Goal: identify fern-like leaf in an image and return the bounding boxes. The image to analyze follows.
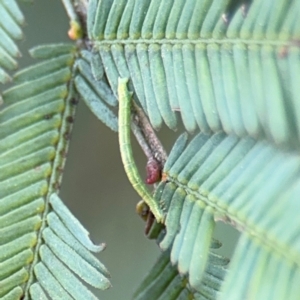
[74,50,118,131]
[149,132,300,299]
[87,0,300,151]
[52,1,300,298]
[135,179,228,299]
[0,0,25,84]
[0,44,111,298]
[134,249,223,300]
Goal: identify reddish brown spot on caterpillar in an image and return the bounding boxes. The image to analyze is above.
[145,158,161,184]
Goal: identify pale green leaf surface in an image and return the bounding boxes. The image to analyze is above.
[74,51,118,131]
[2,287,24,300]
[134,249,222,300]
[77,51,118,106]
[90,50,104,80]
[1,1,296,299]
[148,181,227,296]
[29,283,49,300]
[76,75,119,132]
[1,0,25,26]
[47,212,109,277]
[49,193,107,253]
[0,0,24,83]
[87,0,300,150]
[76,56,116,107]
[0,44,111,299]
[84,0,300,299]
[153,132,300,299]
[13,54,75,84]
[29,43,77,59]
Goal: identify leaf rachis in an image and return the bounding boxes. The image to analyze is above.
[118,78,164,223]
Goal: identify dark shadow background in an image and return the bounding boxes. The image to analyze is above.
[17,1,239,299]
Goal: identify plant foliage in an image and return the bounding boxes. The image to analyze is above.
[1,0,300,299]
[87,0,300,153]
[0,15,111,297]
[83,0,300,298]
[0,0,25,84]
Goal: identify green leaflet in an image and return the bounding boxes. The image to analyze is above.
[13,54,75,84]
[73,50,119,132]
[74,75,118,132]
[29,43,77,59]
[76,52,117,107]
[73,52,119,132]
[133,250,189,300]
[153,182,225,294]
[0,0,24,83]
[31,194,111,299]
[135,250,223,300]
[117,78,164,223]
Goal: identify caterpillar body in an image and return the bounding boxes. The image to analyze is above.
[118,78,164,223]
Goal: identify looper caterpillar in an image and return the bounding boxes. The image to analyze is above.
[118,78,164,223]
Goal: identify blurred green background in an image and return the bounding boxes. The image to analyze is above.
[17,1,239,299]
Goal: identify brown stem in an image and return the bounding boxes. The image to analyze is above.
[132,100,168,166]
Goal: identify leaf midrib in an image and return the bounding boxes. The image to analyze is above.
[166,176,300,268]
[93,39,291,47]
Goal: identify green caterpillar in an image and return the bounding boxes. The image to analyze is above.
[118,78,164,223]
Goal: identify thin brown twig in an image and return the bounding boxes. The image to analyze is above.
[131,100,168,166]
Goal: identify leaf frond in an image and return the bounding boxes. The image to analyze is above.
[0,43,111,298]
[88,0,300,150]
[0,0,26,84]
[151,132,300,299]
[135,204,227,299]
[30,194,111,299]
[134,249,223,300]
[74,49,118,131]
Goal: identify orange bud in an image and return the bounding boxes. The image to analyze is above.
[68,20,82,40]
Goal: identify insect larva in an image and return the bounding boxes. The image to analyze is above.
[118,78,164,223]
